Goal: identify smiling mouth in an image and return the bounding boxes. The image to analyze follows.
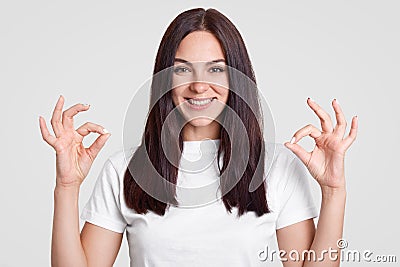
[184,97,217,106]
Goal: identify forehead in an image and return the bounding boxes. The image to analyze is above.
[175,31,225,62]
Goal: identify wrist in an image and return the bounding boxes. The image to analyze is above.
[321,185,347,199]
[54,181,81,193]
[53,183,81,205]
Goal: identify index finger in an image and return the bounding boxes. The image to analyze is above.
[62,103,90,129]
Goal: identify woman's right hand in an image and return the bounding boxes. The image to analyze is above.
[39,95,111,188]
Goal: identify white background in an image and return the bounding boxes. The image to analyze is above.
[1,1,399,266]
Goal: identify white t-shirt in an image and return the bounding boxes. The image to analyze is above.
[81,139,319,266]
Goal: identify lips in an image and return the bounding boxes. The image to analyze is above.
[183,97,217,110]
[184,97,216,105]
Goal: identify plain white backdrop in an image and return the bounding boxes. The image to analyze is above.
[1,1,399,266]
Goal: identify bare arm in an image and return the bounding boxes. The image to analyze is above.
[304,187,346,267]
[81,222,123,266]
[276,219,315,267]
[52,185,123,267]
[276,188,346,267]
[40,95,122,266]
[51,185,87,266]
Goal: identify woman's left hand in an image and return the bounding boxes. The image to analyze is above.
[284,98,358,191]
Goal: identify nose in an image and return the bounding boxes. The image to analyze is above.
[189,81,209,94]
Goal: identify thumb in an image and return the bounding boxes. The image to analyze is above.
[284,141,310,167]
[87,133,111,160]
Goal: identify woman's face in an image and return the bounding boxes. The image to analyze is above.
[171,30,229,128]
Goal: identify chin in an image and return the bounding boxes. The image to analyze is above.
[187,118,216,127]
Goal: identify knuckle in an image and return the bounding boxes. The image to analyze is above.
[86,150,96,162]
[81,122,91,128]
[54,142,67,153]
[324,114,332,121]
[62,110,70,119]
[90,123,99,130]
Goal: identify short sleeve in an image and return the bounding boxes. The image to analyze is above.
[275,155,319,229]
[80,159,127,233]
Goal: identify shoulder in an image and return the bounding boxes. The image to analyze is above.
[265,142,298,176]
[264,142,306,207]
[107,147,136,173]
[98,146,138,187]
[264,142,298,187]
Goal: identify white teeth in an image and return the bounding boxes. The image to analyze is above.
[187,98,213,106]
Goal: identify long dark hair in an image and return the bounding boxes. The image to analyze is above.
[124,8,270,217]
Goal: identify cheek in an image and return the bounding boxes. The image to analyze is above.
[215,87,229,103]
[171,88,184,105]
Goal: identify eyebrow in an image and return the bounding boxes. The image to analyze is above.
[174,58,226,65]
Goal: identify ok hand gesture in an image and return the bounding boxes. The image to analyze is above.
[284,98,358,191]
[39,95,111,188]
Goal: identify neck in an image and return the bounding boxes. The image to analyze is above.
[182,121,221,141]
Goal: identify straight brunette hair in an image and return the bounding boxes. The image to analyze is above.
[124,8,270,217]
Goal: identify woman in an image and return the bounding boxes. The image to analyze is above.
[39,8,358,267]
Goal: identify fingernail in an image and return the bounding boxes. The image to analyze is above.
[308,97,314,102]
[290,137,296,144]
[334,98,339,104]
[83,103,90,106]
[102,128,109,134]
